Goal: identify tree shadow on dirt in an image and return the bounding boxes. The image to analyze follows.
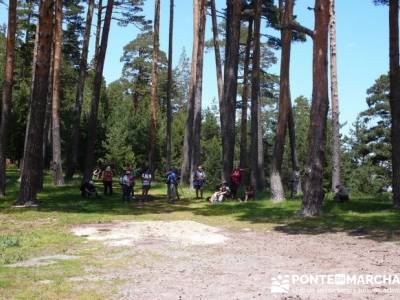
[3,169,400,242]
[193,196,400,242]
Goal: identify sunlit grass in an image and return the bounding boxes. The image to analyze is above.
[1,167,400,298]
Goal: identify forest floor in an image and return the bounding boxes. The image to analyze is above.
[1,169,400,299]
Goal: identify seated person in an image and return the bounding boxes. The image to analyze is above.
[334,184,349,203]
[80,180,97,198]
[241,185,255,202]
[92,167,102,180]
[208,182,230,204]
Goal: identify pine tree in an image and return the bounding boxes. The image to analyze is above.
[0,0,17,197]
[51,0,65,186]
[83,0,114,183]
[300,0,330,217]
[148,0,161,173]
[17,0,54,205]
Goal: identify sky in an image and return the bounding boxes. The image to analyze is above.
[102,0,389,135]
[0,0,390,134]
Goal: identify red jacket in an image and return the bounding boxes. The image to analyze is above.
[102,170,113,182]
[230,169,241,185]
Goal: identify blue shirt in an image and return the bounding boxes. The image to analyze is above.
[166,171,177,185]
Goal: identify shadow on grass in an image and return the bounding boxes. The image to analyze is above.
[2,168,400,242]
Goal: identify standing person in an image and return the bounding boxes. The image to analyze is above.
[102,166,113,195]
[166,168,178,203]
[193,165,206,199]
[141,168,152,201]
[127,163,136,199]
[230,166,242,199]
[121,170,133,202]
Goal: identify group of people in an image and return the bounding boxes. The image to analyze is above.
[80,163,258,204]
[80,165,153,202]
[208,166,255,204]
[81,163,349,204]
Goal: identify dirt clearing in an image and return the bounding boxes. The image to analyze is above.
[69,221,400,299]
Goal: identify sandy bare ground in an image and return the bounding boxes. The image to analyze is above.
[70,221,400,300]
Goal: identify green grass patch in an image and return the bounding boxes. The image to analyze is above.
[1,168,400,298]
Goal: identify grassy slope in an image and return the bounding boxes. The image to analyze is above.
[0,168,399,299]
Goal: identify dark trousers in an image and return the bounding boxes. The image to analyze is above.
[231,183,239,198]
[122,185,132,201]
[103,181,113,195]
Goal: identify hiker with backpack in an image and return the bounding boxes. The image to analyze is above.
[126,164,136,199]
[166,168,178,203]
[102,166,113,195]
[193,165,206,199]
[141,168,152,201]
[120,170,133,202]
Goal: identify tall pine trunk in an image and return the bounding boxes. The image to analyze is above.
[239,18,253,174]
[20,23,40,178]
[190,0,206,185]
[166,0,174,169]
[300,0,330,217]
[221,0,241,182]
[19,21,40,183]
[17,0,54,205]
[270,0,294,202]
[288,105,302,194]
[148,0,160,173]
[250,0,264,191]
[181,0,200,184]
[51,0,64,186]
[95,0,102,62]
[43,45,54,171]
[389,0,400,208]
[82,0,114,183]
[210,0,223,102]
[66,0,95,179]
[0,0,17,197]
[330,0,340,191]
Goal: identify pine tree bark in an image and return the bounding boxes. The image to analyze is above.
[51,0,64,186]
[300,0,330,217]
[190,0,206,185]
[19,18,40,183]
[250,0,265,191]
[94,0,102,63]
[389,0,400,208]
[43,44,54,172]
[210,0,223,103]
[82,0,114,183]
[288,105,302,194]
[181,0,200,184]
[66,0,95,180]
[21,0,34,85]
[166,0,174,169]
[148,0,160,173]
[0,0,17,197]
[239,18,253,174]
[17,0,54,205]
[271,0,294,202]
[221,0,242,182]
[330,0,340,191]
